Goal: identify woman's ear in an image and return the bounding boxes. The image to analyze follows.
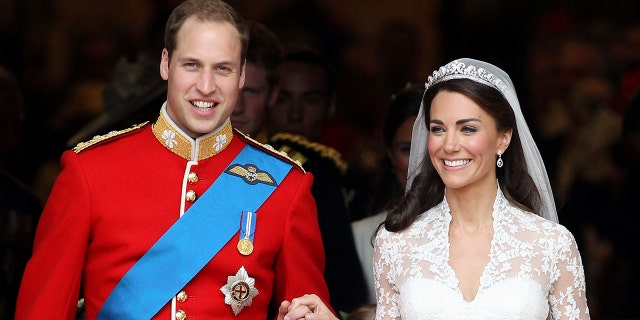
[499,129,512,152]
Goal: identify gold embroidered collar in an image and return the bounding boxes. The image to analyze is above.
[152,105,233,160]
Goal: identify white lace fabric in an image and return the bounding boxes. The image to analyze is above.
[374,190,589,320]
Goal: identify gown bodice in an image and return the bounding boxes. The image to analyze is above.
[374,190,590,320]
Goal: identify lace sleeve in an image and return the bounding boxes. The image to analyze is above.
[548,228,590,320]
[373,229,401,320]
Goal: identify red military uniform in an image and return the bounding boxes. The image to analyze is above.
[16,108,330,319]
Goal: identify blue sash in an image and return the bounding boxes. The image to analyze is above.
[98,145,292,319]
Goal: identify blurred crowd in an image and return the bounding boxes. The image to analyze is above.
[1,0,639,319]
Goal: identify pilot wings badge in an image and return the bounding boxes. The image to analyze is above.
[220,266,259,315]
[225,163,277,186]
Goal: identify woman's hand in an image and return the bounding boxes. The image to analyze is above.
[277,294,339,320]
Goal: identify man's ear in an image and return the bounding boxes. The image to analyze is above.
[239,59,246,89]
[160,49,170,80]
[268,84,280,107]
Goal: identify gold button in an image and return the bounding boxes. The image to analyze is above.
[187,172,199,184]
[185,190,197,202]
[175,309,186,320]
[176,290,187,303]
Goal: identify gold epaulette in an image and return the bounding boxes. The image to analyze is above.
[269,132,347,174]
[72,122,149,153]
[234,129,306,173]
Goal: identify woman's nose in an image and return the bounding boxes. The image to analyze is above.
[443,134,460,152]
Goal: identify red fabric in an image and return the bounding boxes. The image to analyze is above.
[16,126,330,319]
[612,67,640,114]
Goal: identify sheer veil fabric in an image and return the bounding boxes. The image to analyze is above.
[407,58,558,223]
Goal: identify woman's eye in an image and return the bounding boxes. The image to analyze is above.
[429,126,444,133]
[461,125,477,133]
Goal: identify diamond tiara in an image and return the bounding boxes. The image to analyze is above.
[424,59,508,94]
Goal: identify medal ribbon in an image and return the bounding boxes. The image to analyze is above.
[98,145,292,319]
[240,211,256,242]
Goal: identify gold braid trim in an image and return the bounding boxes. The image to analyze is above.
[269,132,347,174]
[235,129,306,173]
[72,122,149,153]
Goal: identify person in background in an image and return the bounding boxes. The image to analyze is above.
[350,82,422,304]
[230,20,282,143]
[374,58,589,319]
[16,0,332,319]
[267,45,367,315]
[267,45,336,143]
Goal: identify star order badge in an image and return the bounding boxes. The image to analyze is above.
[220,266,259,315]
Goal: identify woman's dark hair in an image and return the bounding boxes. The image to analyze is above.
[382,83,424,147]
[383,78,542,232]
[368,83,423,213]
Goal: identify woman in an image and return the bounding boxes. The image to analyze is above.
[278,58,589,320]
[351,83,422,304]
[374,58,589,319]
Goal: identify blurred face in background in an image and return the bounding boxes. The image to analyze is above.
[389,115,416,187]
[268,61,335,141]
[231,62,277,137]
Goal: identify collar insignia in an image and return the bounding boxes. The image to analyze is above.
[225,164,277,186]
[151,105,233,160]
[220,266,259,315]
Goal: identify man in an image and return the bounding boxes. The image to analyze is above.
[230,20,282,143]
[268,46,336,142]
[267,46,367,314]
[15,1,331,319]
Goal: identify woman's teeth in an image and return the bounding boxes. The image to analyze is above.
[444,159,470,167]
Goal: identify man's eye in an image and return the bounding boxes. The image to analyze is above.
[302,94,325,106]
[243,88,259,96]
[275,96,291,107]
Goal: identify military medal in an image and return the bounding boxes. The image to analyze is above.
[220,266,259,315]
[237,238,253,255]
[237,211,256,255]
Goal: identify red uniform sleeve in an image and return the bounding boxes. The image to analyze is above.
[271,172,334,316]
[15,151,90,319]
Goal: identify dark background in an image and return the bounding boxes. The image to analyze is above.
[1,0,639,319]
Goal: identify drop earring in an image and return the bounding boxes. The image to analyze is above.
[496,150,503,168]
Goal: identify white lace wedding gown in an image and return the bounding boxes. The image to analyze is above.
[374,190,590,320]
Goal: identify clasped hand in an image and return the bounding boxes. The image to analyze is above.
[277,294,339,320]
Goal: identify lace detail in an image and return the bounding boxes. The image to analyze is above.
[374,190,589,320]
